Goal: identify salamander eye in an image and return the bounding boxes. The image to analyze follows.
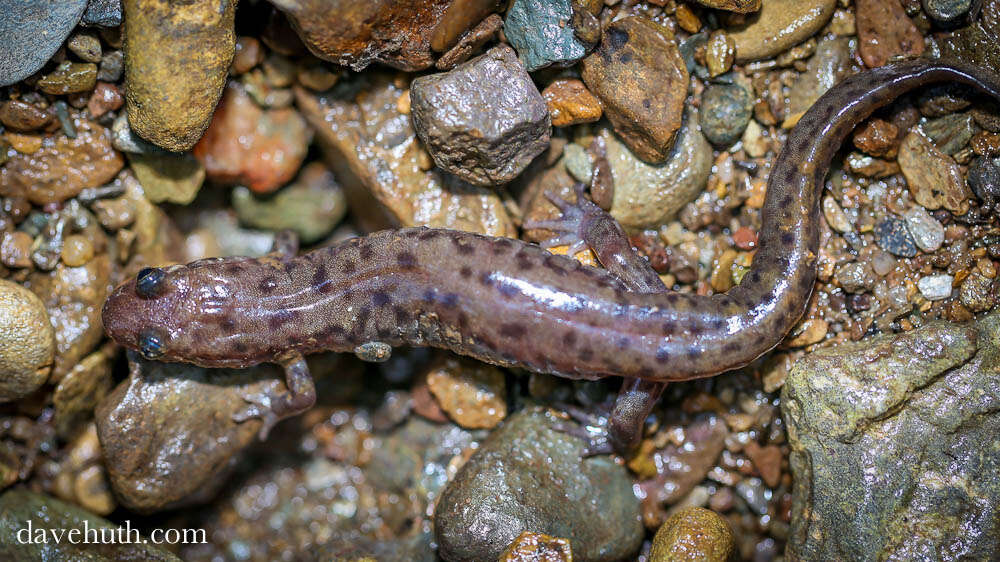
[137,328,166,359]
[136,267,166,298]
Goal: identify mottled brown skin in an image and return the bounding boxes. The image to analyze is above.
[103,60,1000,449]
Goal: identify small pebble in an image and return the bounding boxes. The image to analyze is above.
[836,262,876,293]
[541,78,602,127]
[923,0,971,22]
[853,118,899,158]
[785,318,828,347]
[918,274,954,301]
[732,226,757,250]
[874,216,918,257]
[499,531,573,562]
[87,82,124,118]
[729,0,836,63]
[82,0,122,27]
[97,50,124,82]
[822,196,853,234]
[425,356,507,429]
[0,100,52,132]
[60,235,95,267]
[230,36,264,75]
[700,83,753,146]
[705,31,735,77]
[68,32,102,63]
[856,0,924,68]
[0,231,33,268]
[0,279,56,402]
[922,113,977,155]
[959,272,994,311]
[898,131,971,214]
[649,507,734,562]
[904,206,945,252]
[37,62,98,95]
[968,156,1000,205]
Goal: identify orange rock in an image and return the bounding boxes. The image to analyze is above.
[542,78,602,127]
[856,0,924,68]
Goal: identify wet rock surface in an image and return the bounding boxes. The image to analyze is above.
[856,0,924,68]
[649,507,734,562]
[435,408,643,561]
[123,0,235,151]
[728,0,837,63]
[0,279,55,402]
[0,0,89,87]
[581,17,689,164]
[410,45,550,186]
[504,0,594,71]
[783,313,1000,560]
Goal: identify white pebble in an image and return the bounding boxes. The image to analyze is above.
[904,206,944,252]
[917,274,954,301]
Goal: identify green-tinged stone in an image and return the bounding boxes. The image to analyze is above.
[127,151,205,205]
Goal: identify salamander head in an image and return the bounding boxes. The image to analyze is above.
[102,260,246,366]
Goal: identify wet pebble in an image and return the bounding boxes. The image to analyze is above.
[922,113,976,155]
[743,441,782,488]
[499,531,573,562]
[410,45,550,186]
[68,31,102,63]
[0,0,88,87]
[504,0,593,71]
[435,408,642,562]
[918,274,954,301]
[959,272,994,311]
[853,118,900,158]
[699,83,752,146]
[898,131,971,214]
[903,206,944,252]
[923,0,971,22]
[785,37,853,127]
[0,118,124,205]
[968,156,1000,205]
[37,62,98,95]
[874,216,918,257]
[542,78,602,127]
[96,49,123,82]
[0,100,52,132]
[705,31,736,77]
[856,0,924,68]
[0,231,33,268]
[230,36,264,75]
[52,350,112,438]
[581,16,689,164]
[649,507,734,562]
[836,262,876,293]
[0,279,55,402]
[233,162,346,243]
[425,356,507,429]
[127,151,206,205]
[87,81,124,118]
[194,82,311,194]
[60,234,94,267]
[296,73,514,235]
[81,0,122,27]
[728,0,836,63]
[124,0,235,151]
[694,0,760,11]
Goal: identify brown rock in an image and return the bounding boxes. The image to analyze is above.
[743,441,783,488]
[581,16,689,164]
[728,0,836,63]
[96,358,273,512]
[52,350,112,438]
[898,131,971,214]
[705,30,735,77]
[854,118,900,158]
[638,414,728,505]
[499,531,573,562]
[0,279,55,402]
[294,74,515,235]
[193,83,311,194]
[693,0,760,12]
[856,0,924,68]
[649,507,735,562]
[542,78,602,127]
[230,36,264,75]
[0,231,33,269]
[0,117,124,205]
[435,12,502,70]
[86,82,124,119]
[37,62,98,95]
[0,100,52,132]
[426,356,507,429]
[61,235,95,267]
[272,0,498,71]
[123,0,235,151]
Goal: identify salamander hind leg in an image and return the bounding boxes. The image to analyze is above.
[233,351,317,440]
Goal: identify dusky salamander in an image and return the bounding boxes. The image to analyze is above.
[103,59,1000,452]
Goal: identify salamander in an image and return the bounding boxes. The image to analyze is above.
[102,59,1000,452]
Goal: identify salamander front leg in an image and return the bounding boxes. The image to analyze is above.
[233,351,316,440]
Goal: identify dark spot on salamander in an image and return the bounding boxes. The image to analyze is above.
[219,318,236,333]
[686,346,700,360]
[656,347,670,362]
[451,237,475,255]
[233,342,247,354]
[749,271,761,284]
[459,266,473,278]
[422,290,436,304]
[259,276,278,294]
[562,331,577,349]
[479,272,494,287]
[723,341,741,354]
[492,238,513,254]
[637,366,654,379]
[710,318,724,331]
[781,232,795,246]
[359,245,373,260]
[578,348,593,362]
[392,305,410,324]
[516,252,535,271]
[372,291,392,307]
[224,263,242,275]
[341,260,356,275]
[268,310,299,330]
[313,264,332,293]
[499,323,526,339]
[397,251,418,268]
[690,324,704,337]
[781,194,793,208]
[662,321,677,335]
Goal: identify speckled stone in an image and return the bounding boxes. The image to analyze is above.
[699,83,752,146]
[504,0,592,71]
[434,408,643,562]
[874,216,918,258]
[410,45,551,186]
[82,0,122,26]
[0,0,88,87]
[124,0,235,151]
[923,0,971,22]
[0,279,55,402]
[649,507,734,562]
[783,313,1000,560]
